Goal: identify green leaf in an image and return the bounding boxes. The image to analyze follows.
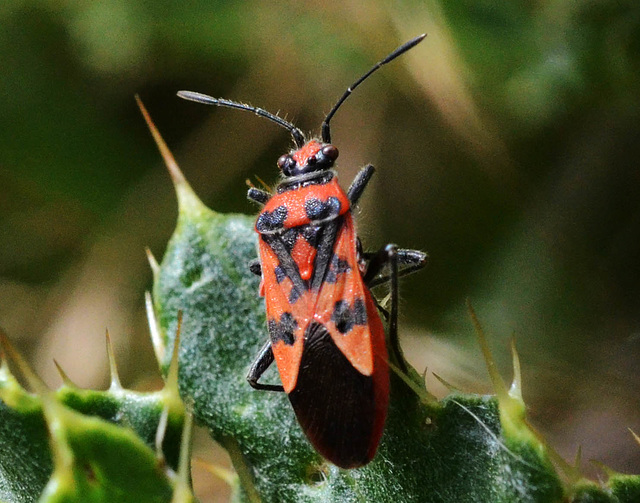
[0,335,188,502]
[0,365,51,503]
[609,473,640,502]
[38,399,175,503]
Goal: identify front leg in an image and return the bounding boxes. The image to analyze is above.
[247,187,270,205]
[347,164,375,206]
[247,341,284,392]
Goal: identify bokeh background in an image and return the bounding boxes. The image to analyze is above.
[2,0,639,500]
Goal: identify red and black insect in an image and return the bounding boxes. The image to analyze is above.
[178,34,427,468]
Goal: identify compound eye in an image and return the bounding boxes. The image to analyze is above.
[277,154,290,170]
[321,145,339,162]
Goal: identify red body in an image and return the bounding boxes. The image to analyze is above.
[255,141,389,468]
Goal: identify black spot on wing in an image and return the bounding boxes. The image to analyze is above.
[331,299,367,334]
[288,286,302,304]
[256,205,288,233]
[305,197,341,221]
[268,313,297,346]
[274,265,286,283]
[324,254,351,283]
[288,323,378,468]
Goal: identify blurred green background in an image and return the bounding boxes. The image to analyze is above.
[1,0,639,499]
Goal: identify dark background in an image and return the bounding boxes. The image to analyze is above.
[2,1,639,499]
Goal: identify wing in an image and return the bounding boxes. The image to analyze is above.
[313,212,387,377]
[290,213,389,467]
[259,213,390,467]
[258,232,313,393]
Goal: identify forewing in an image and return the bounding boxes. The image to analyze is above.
[313,213,376,376]
[258,237,311,393]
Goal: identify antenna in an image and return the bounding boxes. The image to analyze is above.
[321,33,426,144]
[177,90,306,148]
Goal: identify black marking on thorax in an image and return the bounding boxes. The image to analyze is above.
[256,205,288,233]
[305,196,342,222]
[276,170,334,193]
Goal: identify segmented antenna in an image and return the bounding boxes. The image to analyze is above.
[321,33,426,144]
[177,90,306,148]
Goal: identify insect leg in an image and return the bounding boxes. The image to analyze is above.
[249,259,261,276]
[247,341,285,392]
[347,164,375,206]
[247,187,270,205]
[363,244,406,372]
[365,249,427,288]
